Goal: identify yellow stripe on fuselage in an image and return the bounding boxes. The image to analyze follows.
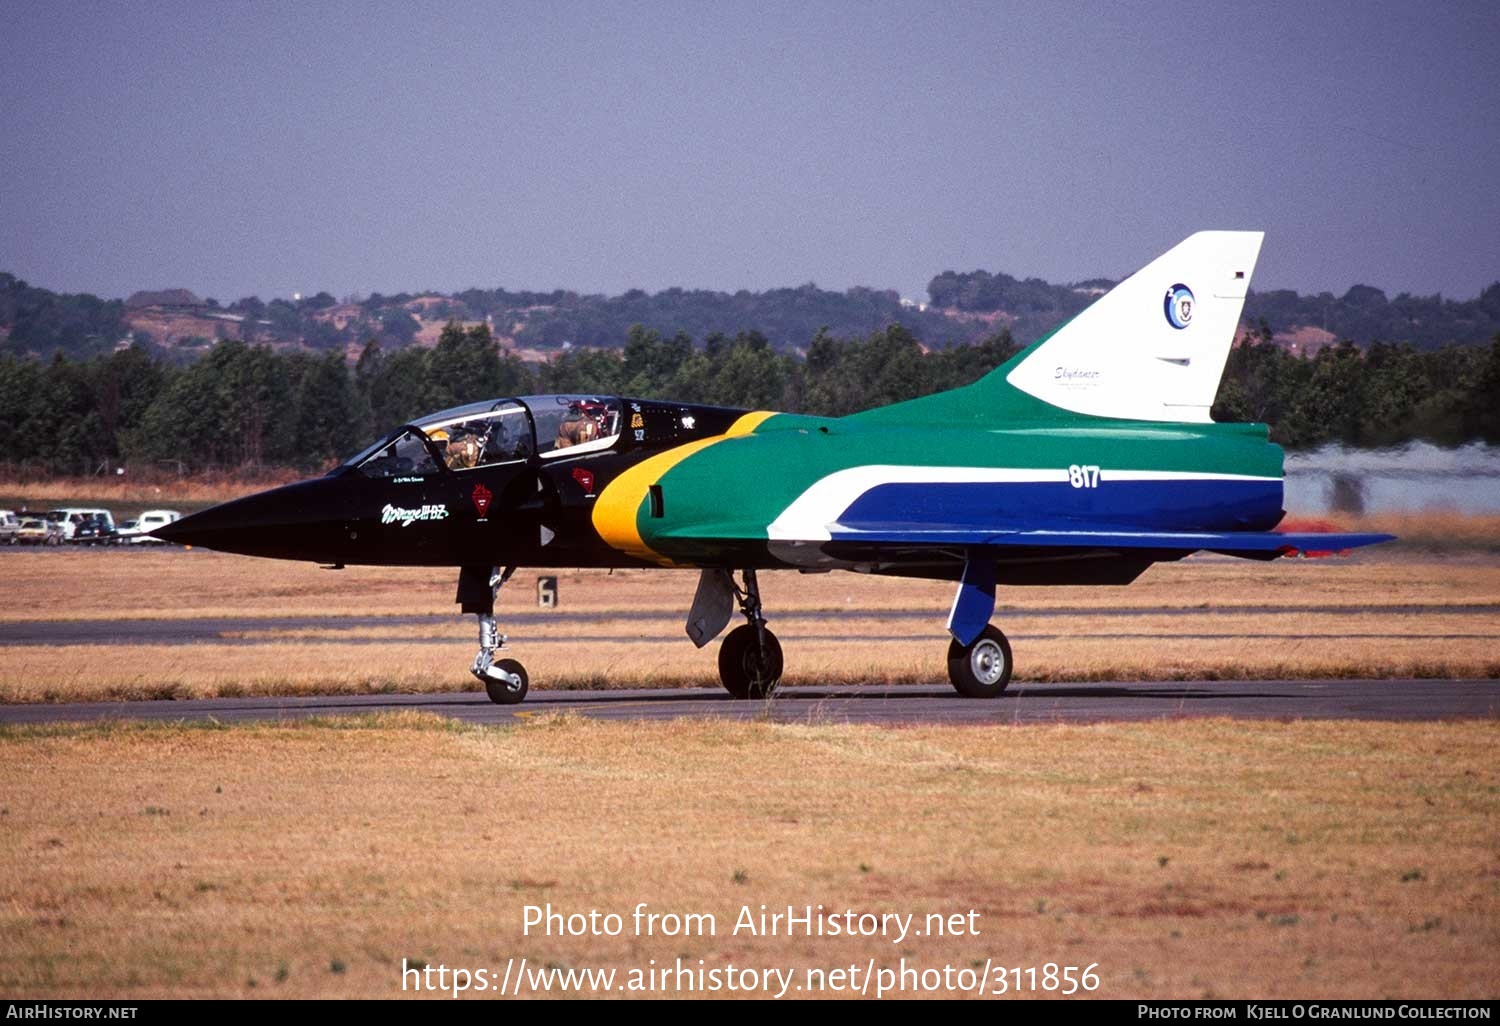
[591,411,775,565]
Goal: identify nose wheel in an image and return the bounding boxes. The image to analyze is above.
[483,658,529,705]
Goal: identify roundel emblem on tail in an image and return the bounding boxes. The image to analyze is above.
[1164,283,1195,329]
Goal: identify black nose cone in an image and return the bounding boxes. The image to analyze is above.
[152,479,350,561]
[147,517,195,545]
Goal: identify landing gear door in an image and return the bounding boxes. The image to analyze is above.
[686,569,736,648]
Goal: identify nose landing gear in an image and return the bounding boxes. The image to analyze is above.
[459,564,528,705]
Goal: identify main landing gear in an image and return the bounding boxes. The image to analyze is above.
[718,569,783,699]
[944,553,1012,698]
[460,564,529,705]
[696,563,1009,700]
[682,568,782,699]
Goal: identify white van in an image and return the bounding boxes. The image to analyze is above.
[45,508,116,541]
[122,509,182,544]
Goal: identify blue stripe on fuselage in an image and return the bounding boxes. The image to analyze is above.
[836,478,1283,533]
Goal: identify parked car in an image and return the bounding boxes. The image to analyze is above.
[121,509,183,544]
[72,513,120,546]
[0,510,19,545]
[45,508,116,542]
[16,517,64,546]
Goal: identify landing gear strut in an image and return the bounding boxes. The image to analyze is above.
[459,564,529,705]
[718,569,783,699]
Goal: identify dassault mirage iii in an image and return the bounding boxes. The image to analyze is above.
[156,232,1392,704]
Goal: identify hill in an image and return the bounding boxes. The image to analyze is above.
[2,266,1497,363]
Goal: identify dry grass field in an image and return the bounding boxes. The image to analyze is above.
[0,715,1495,999]
[0,545,1496,702]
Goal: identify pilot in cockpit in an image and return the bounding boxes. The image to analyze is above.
[432,427,483,470]
[555,401,603,449]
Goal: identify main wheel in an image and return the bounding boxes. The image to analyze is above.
[947,625,1012,698]
[483,658,529,705]
[718,624,784,699]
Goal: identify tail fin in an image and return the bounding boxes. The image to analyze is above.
[1002,230,1263,423]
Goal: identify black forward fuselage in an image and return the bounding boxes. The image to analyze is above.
[156,395,747,568]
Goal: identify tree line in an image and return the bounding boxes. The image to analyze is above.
[1213,324,1499,448]
[0,323,1019,475]
[0,321,1495,477]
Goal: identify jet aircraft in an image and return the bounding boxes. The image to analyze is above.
[156,232,1393,704]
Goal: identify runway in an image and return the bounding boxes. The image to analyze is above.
[1,679,1495,727]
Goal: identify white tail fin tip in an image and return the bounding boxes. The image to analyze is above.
[1005,231,1264,423]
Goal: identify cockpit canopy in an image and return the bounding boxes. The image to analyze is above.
[351,395,623,479]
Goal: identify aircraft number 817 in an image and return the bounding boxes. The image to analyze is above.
[1067,465,1101,489]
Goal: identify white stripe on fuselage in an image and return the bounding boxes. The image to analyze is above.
[763,465,1279,542]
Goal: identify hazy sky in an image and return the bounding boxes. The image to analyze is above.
[3,1,1496,304]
